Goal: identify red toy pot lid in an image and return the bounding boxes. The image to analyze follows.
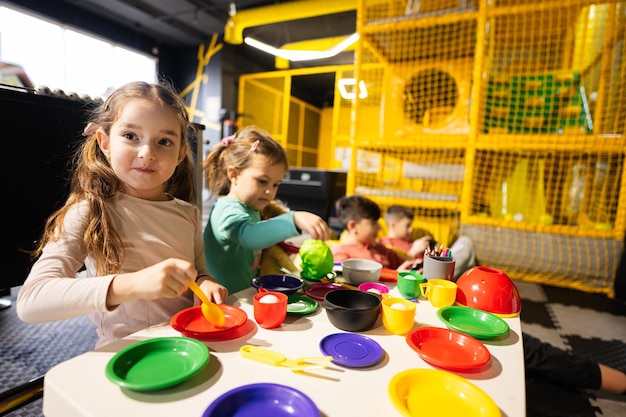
[455,266,522,317]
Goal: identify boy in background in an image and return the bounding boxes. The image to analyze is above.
[381,204,477,280]
[380,205,433,260]
[331,195,420,270]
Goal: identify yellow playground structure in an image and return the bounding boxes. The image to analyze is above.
[237,0,626,296]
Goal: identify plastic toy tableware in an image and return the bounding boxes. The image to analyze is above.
[397,271,426,299]
[381,297,417,335]
[405,327,491,371]
[287,294,318,315]
[304,282,344,301]
[388,368,501,417]
[189,319,255,342]
[188,280,225,326]
[379,267,398,282]
[341,258,383,285]
[240,345,332,372]
[319,333,384,368]
[105,337,209,391]
[322,289,381,332]
[253,289,288,329]
[170,305,249,341]
[202,383,321,417]
[358,281,389,296]
[436,306,510,339]
[455,266,522,317]
[251,274,304,295]
[419,278,457,308]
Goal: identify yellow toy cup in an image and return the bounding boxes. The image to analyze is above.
[381,297,416,335]
[419,279,457,308]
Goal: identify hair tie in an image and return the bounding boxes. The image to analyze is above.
[83,122,98,137]
[250,140,260,152]
[221,133,236,146]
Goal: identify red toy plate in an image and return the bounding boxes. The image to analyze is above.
[170,305,248,340]
[405,326,491,371]
[192,319,256,342]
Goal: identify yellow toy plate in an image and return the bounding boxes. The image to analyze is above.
[388,368,501,417]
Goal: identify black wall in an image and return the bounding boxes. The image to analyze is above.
[2,88,94,289]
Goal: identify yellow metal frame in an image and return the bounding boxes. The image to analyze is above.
[235,0,625,295]
[349,0,626,295]
[238,65,354,168]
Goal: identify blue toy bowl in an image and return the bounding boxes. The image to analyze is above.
[202,383,320,417]
[251,274,304,295]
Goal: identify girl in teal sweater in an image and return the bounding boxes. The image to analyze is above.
[203,126,330,293]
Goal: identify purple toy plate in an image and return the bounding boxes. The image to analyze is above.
[304,283,344,301]
[319,333,384,368]
[202,383,320,417]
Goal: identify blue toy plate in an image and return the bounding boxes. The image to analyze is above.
[202,383,320,417]
[319,333,384,368]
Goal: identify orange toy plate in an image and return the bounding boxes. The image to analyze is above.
[379,268,398,282]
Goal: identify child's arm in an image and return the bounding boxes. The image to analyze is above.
[407,235,433,259]
[398,259,419,271]
[234,211,329,247]
[293,211,330,241]
[196,274,228,304]
[107,259,227,308]
[106,258,197,307]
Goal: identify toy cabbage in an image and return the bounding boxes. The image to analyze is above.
[299,239,334,279]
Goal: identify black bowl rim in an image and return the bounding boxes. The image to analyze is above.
[251,274,304,290]
[324,302,380,331]
[323,289,381,310]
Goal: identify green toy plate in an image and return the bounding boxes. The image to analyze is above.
[105,337,209,391]
[436,306,510,339]
[287,294,318,315]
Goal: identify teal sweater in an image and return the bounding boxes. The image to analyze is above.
[204,197,300,293]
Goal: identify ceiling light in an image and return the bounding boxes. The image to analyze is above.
[338,78,368,99]
[243,32,359,62]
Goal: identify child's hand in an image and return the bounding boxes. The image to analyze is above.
[107,258,197,307]
[293,211,330,241]
[398,259,419,271]
[196,275,228,304]
[408,235,433,258]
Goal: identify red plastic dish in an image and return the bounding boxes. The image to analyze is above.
[405,327,491,372]
[379,268,398,282]
[195,319,256,341]
[170,305,248,340]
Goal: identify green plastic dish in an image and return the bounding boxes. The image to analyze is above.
[436,306,510,339]
[105,337,209,391]
[287,294,318,315]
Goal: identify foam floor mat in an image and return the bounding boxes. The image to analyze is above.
[0,287,98,417]
[516,280,626,417]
